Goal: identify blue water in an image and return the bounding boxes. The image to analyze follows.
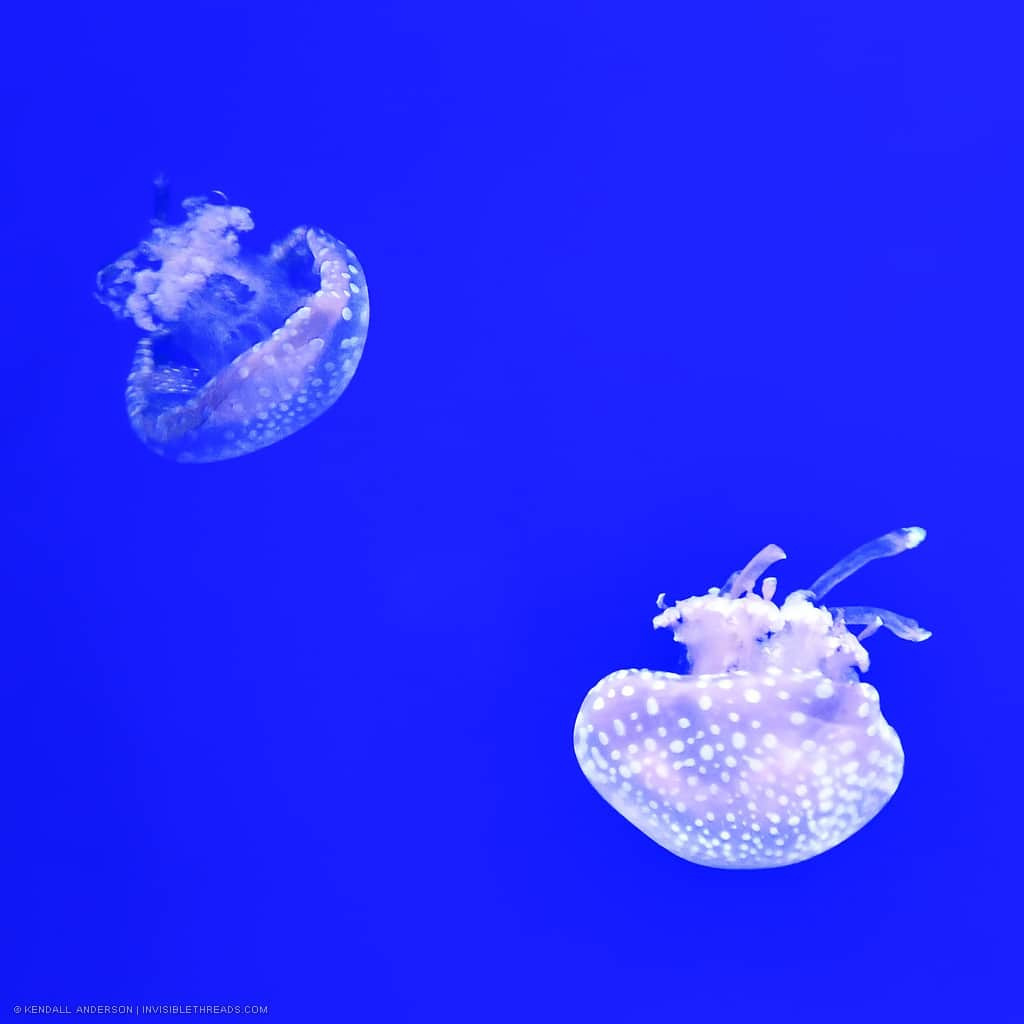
[3,2,1021,1019]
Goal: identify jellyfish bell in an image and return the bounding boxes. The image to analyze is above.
[573,527,931,870]
[96,192,369,462]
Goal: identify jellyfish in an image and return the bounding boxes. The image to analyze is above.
[95,191,369,462]
[573,527,931,869]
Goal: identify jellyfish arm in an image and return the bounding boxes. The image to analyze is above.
[807,527,926,601]
[831,606,932,642]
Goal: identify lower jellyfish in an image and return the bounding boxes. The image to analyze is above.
[573,527,931,869]
[96,191,369,462]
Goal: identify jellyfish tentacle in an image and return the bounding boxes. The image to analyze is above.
[856,616,884,642]
[807,527,927,600]
[830,605,932,642]
[723,544,787,597]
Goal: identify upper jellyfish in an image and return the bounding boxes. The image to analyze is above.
[96,192,370,462]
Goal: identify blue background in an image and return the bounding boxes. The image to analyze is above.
[3,1,1020,1019]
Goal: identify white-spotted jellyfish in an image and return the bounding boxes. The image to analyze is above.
[95,191,369,462]
[573,527,931,869]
